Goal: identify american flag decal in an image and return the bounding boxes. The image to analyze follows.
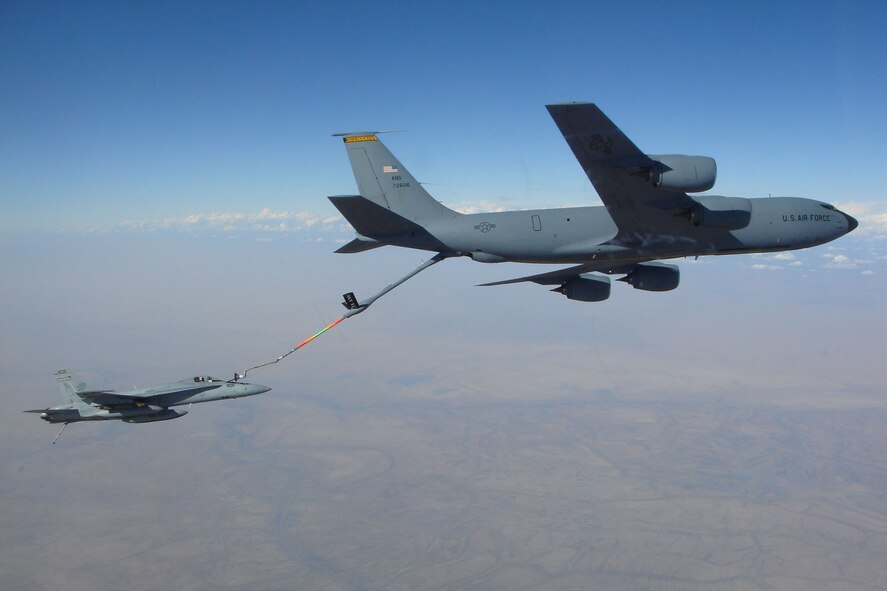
[383,165,399,173]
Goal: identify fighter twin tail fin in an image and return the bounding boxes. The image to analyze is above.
[55,369,91,405]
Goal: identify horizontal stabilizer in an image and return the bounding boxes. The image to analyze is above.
[335,236,385,254]
[329,195,425,238]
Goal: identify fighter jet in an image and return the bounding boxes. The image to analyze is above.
[26,370,270,441]
[328,103,857,302]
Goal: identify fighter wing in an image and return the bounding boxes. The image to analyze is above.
[546,103,696,242]
[83,385,221,407]
[75,390,151,407]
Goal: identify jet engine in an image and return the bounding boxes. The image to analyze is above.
[644,154,717,193]
[686,196,752,230]
[618,262,680,292]
[470,252,508,263]
[552,274,611,302]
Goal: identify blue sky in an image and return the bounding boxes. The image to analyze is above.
[2,1,886,232]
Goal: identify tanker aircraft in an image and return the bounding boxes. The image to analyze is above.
[328,103,857,302]
[26,369,270,442]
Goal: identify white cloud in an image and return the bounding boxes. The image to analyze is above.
[750,252,802,268]
[822,253,857,269]
[448,200,510,214]
[817,245,882,271]
[120,209,346,234]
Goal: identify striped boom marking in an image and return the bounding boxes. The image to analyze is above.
[293,316,345,350]
[238,316,347,378]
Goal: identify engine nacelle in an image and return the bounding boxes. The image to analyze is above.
[470,252,507,263]
[552,274,611,302]
[688,196,752,230]
[619,262,679,292]
[646,154,717,193]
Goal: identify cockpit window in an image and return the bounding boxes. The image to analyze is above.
[820,203,836,211]
[193,376,223,383]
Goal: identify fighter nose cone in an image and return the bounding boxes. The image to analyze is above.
[845,212,859,233]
